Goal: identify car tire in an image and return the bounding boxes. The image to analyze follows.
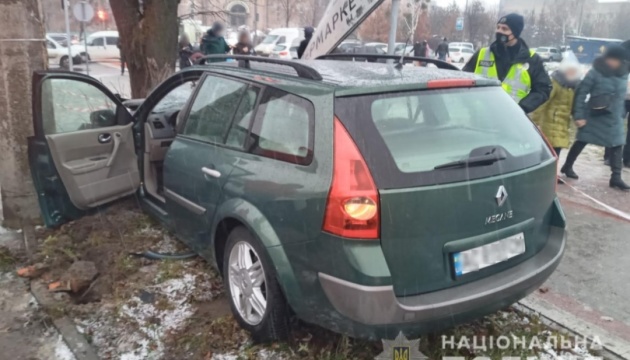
[60,55,70,69]
[459,57,465,63]
[223,226,290,343]
[72,55,82,65]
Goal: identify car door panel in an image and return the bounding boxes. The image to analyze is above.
[163,75,258,251]
[45,123,139,209]
[29,71,137,227]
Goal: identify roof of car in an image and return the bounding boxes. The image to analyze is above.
[208,60,498,96]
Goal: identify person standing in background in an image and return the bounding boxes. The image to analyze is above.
[560,46,630,191]
[201,22,231,62]
[232,30,256,55]
[531,61,581,163]
[435,37,449,61]
[464,13,551,114]
[178,34,194,69]
[117,38,126,75]
[298,26,314,59]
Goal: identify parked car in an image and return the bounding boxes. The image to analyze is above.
[536,47,563,62]
[255,28,302,57]
[449,42,475,52]
[47,33,81,47]
[270,40,301,59]
[365,42,388,53]
[45,35,86,68]
[30,56,566,341]
[85,31,120,62]
[449,45,475,63]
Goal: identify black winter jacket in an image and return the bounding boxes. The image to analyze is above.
[463,39,552,114]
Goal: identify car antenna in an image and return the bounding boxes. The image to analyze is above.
[395,34,413,71]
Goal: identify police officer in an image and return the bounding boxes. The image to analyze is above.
[463,13,552,114]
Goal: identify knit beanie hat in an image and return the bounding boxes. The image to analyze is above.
[498,13,525,38]
[604,45,628,61]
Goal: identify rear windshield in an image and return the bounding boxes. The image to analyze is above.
[335,87,553,189]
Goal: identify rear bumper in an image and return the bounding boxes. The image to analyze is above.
[318,226,566,326]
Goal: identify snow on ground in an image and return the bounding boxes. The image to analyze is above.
[54,335,77,360]
[76,265,217,360]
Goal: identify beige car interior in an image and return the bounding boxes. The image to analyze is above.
[46,123,140,210]
[143,110,179,203]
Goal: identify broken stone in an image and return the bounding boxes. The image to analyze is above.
[16,263,48,279]
[538,287,550,294]
[60,261,99,293]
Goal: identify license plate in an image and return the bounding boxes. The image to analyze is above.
[453,233,526,277]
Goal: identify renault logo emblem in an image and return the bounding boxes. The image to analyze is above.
[496,185,508,207]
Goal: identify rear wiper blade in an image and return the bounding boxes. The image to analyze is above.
[434,154,506,170]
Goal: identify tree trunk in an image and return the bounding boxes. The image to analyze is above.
[109,0,178,98]
[0,0,47,225]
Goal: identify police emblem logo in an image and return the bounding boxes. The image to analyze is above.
[480,60,494,67]
[393,346,410,360]
[375,332,427,360]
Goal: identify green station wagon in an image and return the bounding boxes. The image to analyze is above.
[29,56,567,341]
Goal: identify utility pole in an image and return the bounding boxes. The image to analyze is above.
[577,0,585,36]
[0,0,47,225]
[388,0,401,55]
[253,0,258,43]
[63,0,73,69]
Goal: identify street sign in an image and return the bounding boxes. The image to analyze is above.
[73,1,94,23]
[456,17,464,31]
[302,0,387,60]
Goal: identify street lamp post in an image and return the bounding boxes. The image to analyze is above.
[388,0,401,55]
[63,0,73,70]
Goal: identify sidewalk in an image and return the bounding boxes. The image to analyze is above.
[0,227,76,360]
[522,144,630,358]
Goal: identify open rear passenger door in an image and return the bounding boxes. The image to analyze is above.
[29,71,140,227]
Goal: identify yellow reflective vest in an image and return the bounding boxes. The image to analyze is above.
[474,47,536,102]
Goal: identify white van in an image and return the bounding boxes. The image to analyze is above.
[255,28,303,57]
[85,31,120,62]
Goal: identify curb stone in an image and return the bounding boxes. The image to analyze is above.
[21,227,99,360]
[517,296,630,360]
[30,281,100,360]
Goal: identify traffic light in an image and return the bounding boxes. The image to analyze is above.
[97,10,108,21]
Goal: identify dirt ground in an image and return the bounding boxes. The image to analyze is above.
[0,198,605,360]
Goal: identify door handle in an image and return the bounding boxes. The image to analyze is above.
[202,167,221,179]
[106,133,122,167]
[98,133,112,144]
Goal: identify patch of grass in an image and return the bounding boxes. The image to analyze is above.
[0,246,16,271]
[156,260,187,283]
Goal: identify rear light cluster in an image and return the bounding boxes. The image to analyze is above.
[279,51,289,56]
[533,122,559,191]
[323,118,380,240]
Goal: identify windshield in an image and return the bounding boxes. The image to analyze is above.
[261,35,279,45]
[335,87,553,188]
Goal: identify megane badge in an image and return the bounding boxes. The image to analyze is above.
[496,185,508,207]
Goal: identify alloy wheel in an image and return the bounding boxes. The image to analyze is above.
[228,241,267,325]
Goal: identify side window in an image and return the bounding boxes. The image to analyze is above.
[106,37,118,46]
[47,41,56,49]
[226,86,259,148]
[41,79,118,135]
[550,49,558,54]
[91,37,104,46]
[250,88,314,165]
[183,76,247,143]
[277,36,286,44]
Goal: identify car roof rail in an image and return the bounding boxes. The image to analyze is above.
[315,54,461,71]
[196,55,323,81]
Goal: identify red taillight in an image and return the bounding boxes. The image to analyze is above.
[323,118,380,240]
[279,51,289,56]
[533,122,559,191]
[427,79,476,89]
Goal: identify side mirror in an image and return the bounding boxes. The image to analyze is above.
[90,109,117,127]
